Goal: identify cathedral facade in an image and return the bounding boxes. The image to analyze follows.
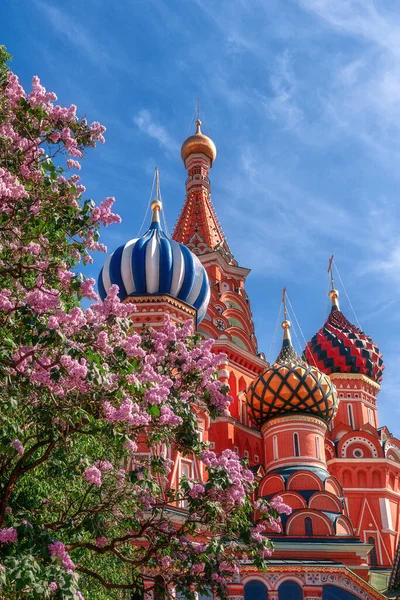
[98,121,400,600]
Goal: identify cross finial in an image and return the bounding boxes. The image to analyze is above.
[328,255,335,290]
[155,166,160,202]
[150,167,162,224]
[197,98,200,121]
[282,286,287,321]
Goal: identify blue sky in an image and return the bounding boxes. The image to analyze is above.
[2,0,400,436]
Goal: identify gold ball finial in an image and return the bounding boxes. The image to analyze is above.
[181,119,217,165]
[328,288,340,309]
[282,319,291,330]
[151,199,162,212]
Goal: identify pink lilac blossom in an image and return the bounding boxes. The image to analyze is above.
[125,439,138,454]
[269,495,292,515]
[90,197,121,226]
[95,460,113,472]
[267,517,282,533]
[11,439,24,455]
[159,405,183,426]
[160,556,171,568]
[95,537,107,548]
[0,289,14,311]
[80,278,98,300]
[189,483,205,498]
[191,563,204,574]
[83,466,102,487]
[24,288,60,314]
[49,582,58,592]
[49,541,76,570]
[0,528,17,543]
[67,159,81,170]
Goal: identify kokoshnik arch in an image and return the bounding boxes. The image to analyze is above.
[98,119,400,600]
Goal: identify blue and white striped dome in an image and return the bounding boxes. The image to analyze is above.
[98,202,210,323]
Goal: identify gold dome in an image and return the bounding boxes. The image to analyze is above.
[181,120,217,165]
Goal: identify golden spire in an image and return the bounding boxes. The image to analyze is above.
[328,255,340,309]
[150,167,162,224]
[181,115,217,165]
[281,286,292,341]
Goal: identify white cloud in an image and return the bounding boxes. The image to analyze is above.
[133,110,180,155]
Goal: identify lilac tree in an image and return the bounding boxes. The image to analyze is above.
[0,49,289,599]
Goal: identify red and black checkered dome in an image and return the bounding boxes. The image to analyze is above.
[304,305,384,384]
[247,328,338,429]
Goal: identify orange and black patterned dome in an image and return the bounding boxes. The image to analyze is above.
[247,320,338,428]
[304,290,384,384]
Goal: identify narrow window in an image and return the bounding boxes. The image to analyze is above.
[348,404,354,428]
[305,517,313,536]
[315,436,321,459]
[367,407,372,425]
[273,435,278,460]
[241,400,247,424]
[368,536,378,566]
[294,433,300,457]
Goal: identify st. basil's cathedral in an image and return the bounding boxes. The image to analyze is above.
[98,119,400,600]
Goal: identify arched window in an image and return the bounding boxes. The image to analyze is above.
[278,581,302,600]
[244,580,267,600]
[305,516,313,536]
[347,404,354,428]
[293,433,300,457]
[368,536,378,566]
[273,435,279,460]
[315,436,321,459]
[323,586,360,599]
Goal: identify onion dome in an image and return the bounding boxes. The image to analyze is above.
[304,289,384,384]
[181,119,217,165]
[247,319,338,428]
[98,190,210,324]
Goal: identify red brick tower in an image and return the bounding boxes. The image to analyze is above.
[305,270,400,593]
[173,121,266,462]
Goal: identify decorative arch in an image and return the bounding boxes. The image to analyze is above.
[323,586,360,600]
[259,474,285,497]
[286,510,334,536]
[324,476,342,497]
[339,433,381,459]
[336,516,353,536]
[308,492,342,513]
[274,574,305,590]
[372,470,381,487]
[278,580,303,600]
[287,471,323,491]
[385,440,400,462]
[274,491,306,511]
[244,580,267,600]
[342,469,353,488]
[325,441,336,461]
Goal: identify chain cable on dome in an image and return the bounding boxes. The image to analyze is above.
[136,168,157,237]
[286,292,318,367]
[160,190,170,237]
[186,101,198,136]
[333,259,362,330]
